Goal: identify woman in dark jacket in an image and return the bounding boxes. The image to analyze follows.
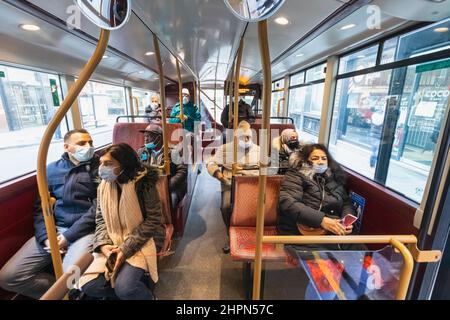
[80,143,166,300]
[278,144,363,300]
[278,144,359,248]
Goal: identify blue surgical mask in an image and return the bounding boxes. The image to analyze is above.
[99,165,121,182]
[72,146,94,162]
[312,164,328,174]
[183,96,189,105]
[145,143,157,150]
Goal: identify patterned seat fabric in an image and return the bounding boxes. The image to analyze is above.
[229,176,286,261]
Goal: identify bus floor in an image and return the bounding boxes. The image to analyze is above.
[155,167,308,300]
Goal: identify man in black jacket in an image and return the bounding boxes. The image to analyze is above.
[221,98,256,128]
[137,124,187,210]
[0,129,99,299]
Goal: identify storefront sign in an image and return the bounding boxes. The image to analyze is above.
[0,71,5,78]
[416,59,450,73]
[50,79,60,106]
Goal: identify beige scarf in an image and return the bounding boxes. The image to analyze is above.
[79,170,158,289]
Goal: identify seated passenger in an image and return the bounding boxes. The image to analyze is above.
[137,124,187,210]
[169,88,201,133]
[278,143,361,247]
[0,129,99,299]
[221,98,256,128]
[145,94,162,124]
[207,120,260,253]
[272,129,302,174]
[278,143,364,300]
[80,143,165,300]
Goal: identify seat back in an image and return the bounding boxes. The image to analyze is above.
[230,175,284,227]
[113,122,148,150]
[251,123,296,145]
[113,122,184,150]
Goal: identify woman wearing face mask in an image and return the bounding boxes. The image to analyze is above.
[79,143,166,300]
[145,95,162,124]
[278,144,360,244]
[272,129,303,174]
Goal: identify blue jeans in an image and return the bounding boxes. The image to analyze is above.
[0,228,93,299]
[81,262,155,300]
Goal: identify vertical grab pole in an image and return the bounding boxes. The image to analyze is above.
[214,80,217,131]
[36,29,110,280]
[232,39,244,175]
[153,33,170,175]
[133,96,140,116]
[176,59,186,122]
[228,62,235,128]
[253,20,271,300]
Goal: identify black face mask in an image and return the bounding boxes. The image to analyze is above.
[287,141,300,149]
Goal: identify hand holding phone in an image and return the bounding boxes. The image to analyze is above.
[341,214,358,228]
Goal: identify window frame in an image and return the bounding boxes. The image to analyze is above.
[328,20,450,204]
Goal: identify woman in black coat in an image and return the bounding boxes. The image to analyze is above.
[278,143,360,250]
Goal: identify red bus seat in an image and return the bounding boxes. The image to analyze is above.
[113,122,183,150]
[250,123,296,145]
[229,175,286,261]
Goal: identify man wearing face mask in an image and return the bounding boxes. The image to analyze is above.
[145,95,162,124]
[0,129,99,299]
[169,88,201,133]
[207,121,260,253]
[272,129,303,174]
[137,124,187,210]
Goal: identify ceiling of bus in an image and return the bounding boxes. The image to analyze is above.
[1,0,450,91]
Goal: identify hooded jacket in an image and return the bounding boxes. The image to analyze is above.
[34,153,99,246]
[277,152,354,236]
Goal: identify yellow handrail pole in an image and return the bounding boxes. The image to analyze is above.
[391,238,414,300]
[36,29,110,280]
[214,79,217,131]
[232,38,244,176]
[253,19,271,300]
[153,33,170,175]
[175,59,186,122]
[133,96,139,116]
[276,97,285,117]
[228,62,235,128]
[260,234,438,300]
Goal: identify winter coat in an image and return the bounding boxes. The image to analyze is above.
[92,167,166,257]
[277,153,354,236]
[169,101,201,133]
[34,153,99,246]
[221,100,255,128]
[137,146,187,196]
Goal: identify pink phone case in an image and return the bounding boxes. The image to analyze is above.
[342,214,358,227]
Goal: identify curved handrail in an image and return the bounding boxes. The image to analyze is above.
[259,234,441,300]
[268,116,294,124]
[36,29,110,280]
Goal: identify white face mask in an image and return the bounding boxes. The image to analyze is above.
[150,102,158,110]
[239,140,253,150]
[183,96,189,105]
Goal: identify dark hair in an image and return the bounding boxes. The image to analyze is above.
[64,129,89,142]
[300,143,347,184]
[104,143,143,184]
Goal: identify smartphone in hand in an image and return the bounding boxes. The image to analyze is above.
[342,214,358,228]
[105,252,118,273]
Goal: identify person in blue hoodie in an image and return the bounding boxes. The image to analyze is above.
[0,129,99,299]
[169,88,201,133]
